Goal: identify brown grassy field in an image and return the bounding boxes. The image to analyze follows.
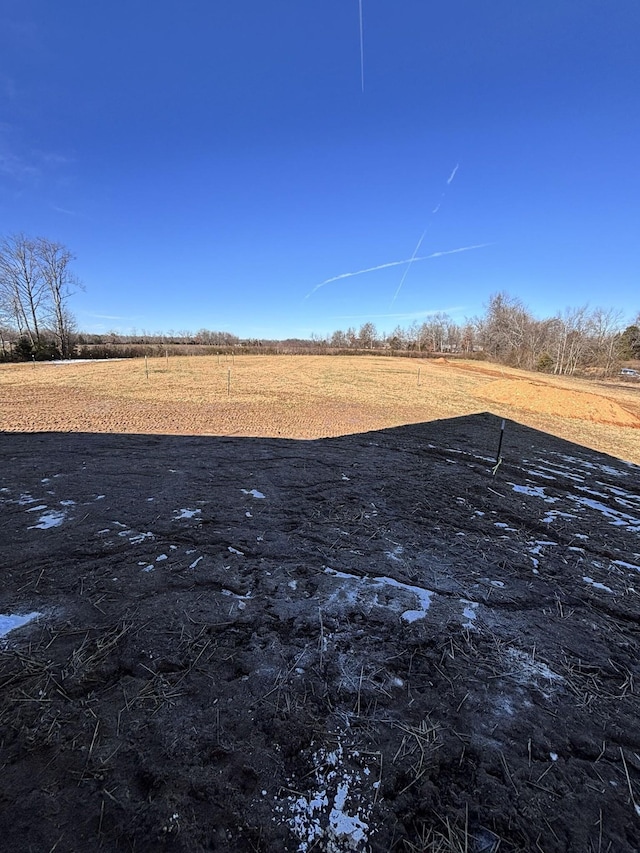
[1,354,639,462]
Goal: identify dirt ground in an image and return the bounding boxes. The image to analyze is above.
[1,355,639,464]
[1,413,639,852]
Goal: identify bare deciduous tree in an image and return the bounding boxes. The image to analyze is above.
[388,325,406,350]
[351,293,629,375]
[588,307,624,375]
[36,238,82,358]
[478,293,535,367]
[0,234,46,348]
[0,233,81,359]
[549,306,590,376]
[330,329,348,348]
[358,322,377,349]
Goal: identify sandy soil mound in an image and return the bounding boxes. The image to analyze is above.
[480,379,640,427]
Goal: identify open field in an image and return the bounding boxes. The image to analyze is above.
[1,354,640,462]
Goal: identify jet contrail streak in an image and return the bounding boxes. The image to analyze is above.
[359,0,365,93]
[305,244,490,299]
[424,243,489,259]
[392,162,460,303]
[390,229,427,306]
[306,258,420,298]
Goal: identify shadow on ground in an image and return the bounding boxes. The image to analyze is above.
[1,413,639,852]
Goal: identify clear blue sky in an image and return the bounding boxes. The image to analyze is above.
[1,1,639,339]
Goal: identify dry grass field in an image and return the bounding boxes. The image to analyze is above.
[1,354,639,462]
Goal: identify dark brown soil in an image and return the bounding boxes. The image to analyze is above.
[1,413,639,852]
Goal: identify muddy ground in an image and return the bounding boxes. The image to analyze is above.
[1,413,639,852]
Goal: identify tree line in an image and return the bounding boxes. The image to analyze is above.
[73,295,640,376]
[0,234,80,360]
[1,233,638,375]
[318,294,640,375]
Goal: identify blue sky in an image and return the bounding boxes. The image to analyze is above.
[1,1,639,339]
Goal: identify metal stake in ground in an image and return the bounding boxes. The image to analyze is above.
[492,419,505,476]
[145,355,149,380]
[227,368,231,397]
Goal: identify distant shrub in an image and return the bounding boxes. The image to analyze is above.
[14,337,35,361]
[537,353,554,373]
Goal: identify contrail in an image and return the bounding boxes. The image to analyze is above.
[358,0,365,93]
[431,164,459,213]
[423,243,489,259]
[390,228,427,306]
[391,162,460,304]
[306,258,421,298]
[305,244,490,299]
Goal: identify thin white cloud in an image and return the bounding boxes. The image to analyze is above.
[0,126,38,180]
[358,0,365,93]
[80,312,131,321]
[306,243,491,298]
[0,126,71,184]
[34,150,73,166]
[390,228,427,306]
[50,204,77,216]
[390,162,463,304]
[306,258,418,298]
[424,243,490,259]
[0,151,37,180]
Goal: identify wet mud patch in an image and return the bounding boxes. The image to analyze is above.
[1,413,639,851]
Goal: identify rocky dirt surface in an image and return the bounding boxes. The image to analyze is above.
[1,413,640,852]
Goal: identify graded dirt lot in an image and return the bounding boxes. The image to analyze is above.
[1,358,640,852]
[1,354,639,463]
